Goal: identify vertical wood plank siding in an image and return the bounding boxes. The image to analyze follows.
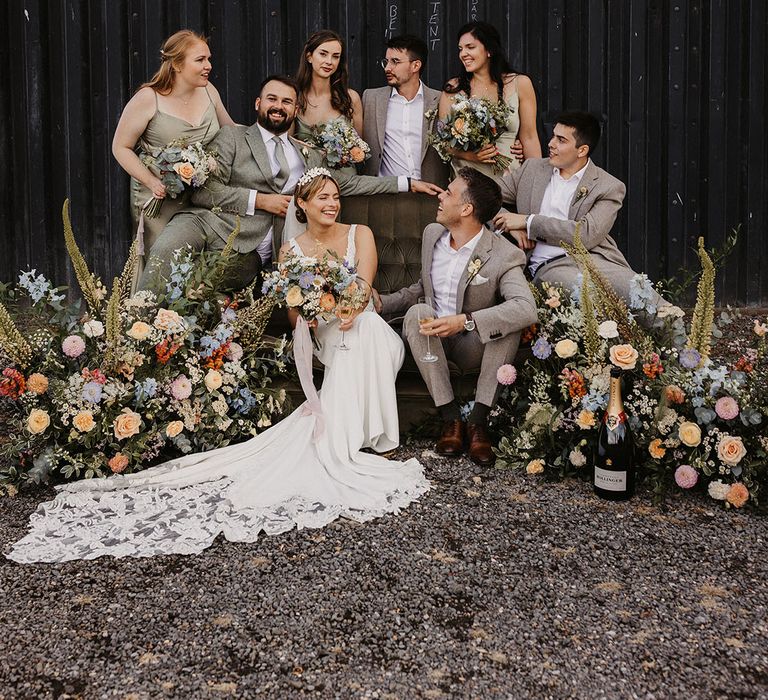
[1,0,766,304]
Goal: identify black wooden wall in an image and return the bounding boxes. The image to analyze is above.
[1,0,766,304]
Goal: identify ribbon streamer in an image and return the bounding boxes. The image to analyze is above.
[294,316,324,441]
[135,198,155,257]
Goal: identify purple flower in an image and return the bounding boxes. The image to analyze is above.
[679,348,702,369]
[82,381,103,404]
[298,271,315,289]
[674,464,699,489]
[532,337,553,360]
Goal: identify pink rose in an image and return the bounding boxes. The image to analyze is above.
[674,465,698,489]
[62,335,86,358]
[496,364,517,386]
[714,396,739,421]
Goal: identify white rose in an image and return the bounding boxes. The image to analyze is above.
[598,320,619,339]
[554,339,578,359]
[83,319,105,338]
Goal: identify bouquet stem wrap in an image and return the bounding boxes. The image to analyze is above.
[294,316,324,441]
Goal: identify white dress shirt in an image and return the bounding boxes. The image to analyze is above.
[430,227,484,317]
[247,124,305,263]
[379,83,425,179]
[528,160,590,275]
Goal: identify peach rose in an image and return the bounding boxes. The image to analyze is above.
[27,373,49,395]
[319,292,337,312]
[166,420,184,438]
[27,408,50,434]
[349,146,365,163]
[717,435,747,466]
[648,438,666,459]
[554,339,578,359]
[73,410,96,433]
[153,308,185,333]
[285,286,304,307]
[173,162,196,184]
[127,321,152,341]
[204,369,223,391]
[576,410,596,430]
[113,408,142,440]
[526,459,545,475]
[609,344,639,370]
[678,421,702,447]
[726,482,749,508]
[452,117,466,135]
[108,453,129,474]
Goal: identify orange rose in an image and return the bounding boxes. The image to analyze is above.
[717,435,746,466]
[173,162,196,184]
[73,411,96,433]
[349,146,365,163]
[726,482,749,508]
[452,117,466,134]
[113,408,142,440]
[108,453,129,474]
[319,293,337,312]
[610,344,639,370]
[27,373,49,395]
[648,438,666,459]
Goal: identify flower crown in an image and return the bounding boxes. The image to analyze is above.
[297,167,333,188]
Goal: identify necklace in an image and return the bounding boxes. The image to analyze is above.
[174,91,193,105]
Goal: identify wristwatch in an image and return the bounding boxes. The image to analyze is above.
[463,312,476,333]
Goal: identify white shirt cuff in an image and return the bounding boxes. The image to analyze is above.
[246,189,258,216]
[397,176,409,193]
[526,214,535,237]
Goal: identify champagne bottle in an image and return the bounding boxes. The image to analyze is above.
[594,367,635,500]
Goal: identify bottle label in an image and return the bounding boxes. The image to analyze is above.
[594,467,627,491]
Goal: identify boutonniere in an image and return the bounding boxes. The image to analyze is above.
[301,146,310,159]
[574,186,589,203]
[467,256,483,281]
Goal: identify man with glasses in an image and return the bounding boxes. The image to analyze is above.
[362,35,449,187]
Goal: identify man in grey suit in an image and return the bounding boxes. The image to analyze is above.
[139,75,441,292]
[378,168,537,466]
[493,111,666,311]
[362,35,449,188]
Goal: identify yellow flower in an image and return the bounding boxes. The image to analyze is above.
[575,410,596,430]
[113,408,142,440]
[609,344,639,370]
[285,285,304,307]
[526,459,545,475]
[554,339,578,358]
[717,435,746,466]
[649,438,666,459]
[27,409,50,434]
[166,420,184,438]
[678,421,701,447]
[127,321,152,341]
[73,411,96,433]
[204,369,223,391]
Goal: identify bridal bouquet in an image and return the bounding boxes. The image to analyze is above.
[491,234,768,509]
[261,250,365,322]
[428,95,514,173]
[309,117,371,169]
[140,138,218,217]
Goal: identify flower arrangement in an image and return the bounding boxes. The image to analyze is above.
[308,117,371,169]
[428,95,514,173]
[261,250,366,322]
[0,202,289,486]
[492,233,768,509]
[140,138,218,218]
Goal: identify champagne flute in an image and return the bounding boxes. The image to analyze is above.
[418,296,439,363]
[335,302,354,351]
[335,278,370,351]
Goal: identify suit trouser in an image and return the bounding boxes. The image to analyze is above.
[137,213,263,293]
[403,304,521,408]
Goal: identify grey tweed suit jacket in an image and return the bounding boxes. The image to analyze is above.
[188,123,402,258]
[380,223,537,344]
[499,158,630,268]
[361,84,448,187]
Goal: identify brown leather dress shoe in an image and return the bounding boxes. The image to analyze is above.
[436,419,465,456]
[467,423,495,466]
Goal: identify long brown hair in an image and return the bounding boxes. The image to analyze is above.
[139,30,208,95]
[294,30,354,121]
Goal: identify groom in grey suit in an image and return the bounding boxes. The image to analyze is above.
[139,75,441,292]
[362,35,449,187]
[378,168,537,466]
[494,111,666,311]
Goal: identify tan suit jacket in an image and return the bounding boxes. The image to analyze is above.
[188,123,401,257]
[381,223,537,344]
[499,158,630,268]
[361,84,449,187]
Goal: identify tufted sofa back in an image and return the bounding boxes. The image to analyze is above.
[338,192,439,294]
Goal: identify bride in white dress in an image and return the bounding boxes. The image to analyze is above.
[7,169,429,563]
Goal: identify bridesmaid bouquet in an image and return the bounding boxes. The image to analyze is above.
[428,95,514,173]
[309,117,371,169]
[140,138,218,218]
[262,250,367,322]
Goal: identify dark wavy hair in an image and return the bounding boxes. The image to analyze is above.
[294,30,354,121]
[456,167,502,224]
[445,21,514,100]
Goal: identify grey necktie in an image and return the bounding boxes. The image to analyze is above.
[272,136,289,192]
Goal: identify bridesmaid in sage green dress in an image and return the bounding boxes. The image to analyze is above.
[112,30,234,292]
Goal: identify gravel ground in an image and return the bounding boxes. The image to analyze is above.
[1,444,767,700]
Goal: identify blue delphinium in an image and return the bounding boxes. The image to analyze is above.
[230,387,256,414]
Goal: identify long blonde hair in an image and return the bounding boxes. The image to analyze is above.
[139,30,208,95]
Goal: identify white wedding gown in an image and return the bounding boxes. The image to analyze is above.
[7,227,429,563]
